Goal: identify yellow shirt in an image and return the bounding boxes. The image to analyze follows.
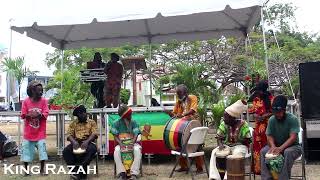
[173,95,199,119]
[67,119,97,141]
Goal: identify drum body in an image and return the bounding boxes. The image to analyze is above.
[119,133,134,174]
[163,117,201,153]
[265,153,284,180]
[226,155,245,180]
[216,156,227,180]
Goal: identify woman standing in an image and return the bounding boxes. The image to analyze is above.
[249,80,274,175]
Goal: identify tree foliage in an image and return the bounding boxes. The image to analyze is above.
[1,56,38,102]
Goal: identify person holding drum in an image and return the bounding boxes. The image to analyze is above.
[209,100,252,180]
[260,95,302,180]
[111,105,142,180]
[63,105,98,180]
[170,84,204,173]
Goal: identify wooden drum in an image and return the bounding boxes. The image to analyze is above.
[226,154,245,180]
[163,117,201,153]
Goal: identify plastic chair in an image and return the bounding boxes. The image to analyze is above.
[290,127,306,180]
[169,127,209,180]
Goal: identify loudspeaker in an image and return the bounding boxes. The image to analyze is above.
[299,61,320,161]
[299,61,320,119]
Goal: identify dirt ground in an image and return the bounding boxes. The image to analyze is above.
[0,122,319,180]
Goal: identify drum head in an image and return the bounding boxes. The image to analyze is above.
[182,120,201,153]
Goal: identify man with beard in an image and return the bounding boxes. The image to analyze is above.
[260,95,302,180]
[171,84,204,173]
[20,81,49,176]
[63,105,98,180]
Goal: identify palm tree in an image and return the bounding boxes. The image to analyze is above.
[1,56,38,102]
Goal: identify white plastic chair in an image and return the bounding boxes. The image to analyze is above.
[169,127,209,180]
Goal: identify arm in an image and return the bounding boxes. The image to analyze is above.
[66,122,79,149]
[183,95,197,117]
[81,120,98,149]
[132,121,141,144]
[279,133,297,151]
[40,98,49,120]
[67,135,80,149]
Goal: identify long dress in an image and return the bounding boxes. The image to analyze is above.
[249,95,273,175]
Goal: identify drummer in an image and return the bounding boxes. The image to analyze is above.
[209,100,252,180]
[170,84,204,173]
[63,105,98,180]
[111,105,142,180]
[260,95,302,180]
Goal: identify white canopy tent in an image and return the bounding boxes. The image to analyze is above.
[9,0,265,156]
[11,0,262,50]
[10,0,263,106]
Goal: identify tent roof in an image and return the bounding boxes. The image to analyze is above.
[11,0,262,50]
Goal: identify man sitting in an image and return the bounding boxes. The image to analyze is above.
[63,105,98,180]
[260,95,302,180]
[209,100,252,180]
[111,105,141,180]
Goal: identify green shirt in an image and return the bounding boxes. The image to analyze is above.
[111,119,140,136]
[216,120,252,145]
[266,113,300,147]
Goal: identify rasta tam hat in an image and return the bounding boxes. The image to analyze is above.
[225,100,248,118]
[73,105,86,116]
[118,105,133,119]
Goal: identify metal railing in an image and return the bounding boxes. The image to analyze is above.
[0,106,174,157]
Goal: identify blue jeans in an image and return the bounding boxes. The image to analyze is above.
[260,145,302,180]
[21,139,48,162]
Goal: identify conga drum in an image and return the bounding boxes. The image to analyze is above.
[226,154,245,180]
[265,153,284,180]
[163,117,201,153]
[119,133,134,175]
[215,148,230,180]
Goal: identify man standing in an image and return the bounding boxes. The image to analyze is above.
[111,105,141,180]
[171,84,203,173]
[20,81,49,176]
[63,105,98,180]
[89,52,105,108]
[104,53,124,108]
[260,95,302,180]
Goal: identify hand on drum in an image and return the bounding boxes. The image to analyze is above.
[268,147,283,155]
[219,144,226,150]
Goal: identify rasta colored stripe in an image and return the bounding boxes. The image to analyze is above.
[163,118,175,149]
[173,118,187,149]
[169,119,181,150]
[177,120,190,148]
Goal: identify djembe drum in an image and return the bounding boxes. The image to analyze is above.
[226,154,245,180]
[119,133,134,175]
[265,153,284,180]
[163,117,201,153]
[215,147,231,180]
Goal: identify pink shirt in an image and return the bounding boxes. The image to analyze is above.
[21,97,49,141]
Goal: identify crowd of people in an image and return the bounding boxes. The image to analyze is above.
[0,52,302,180]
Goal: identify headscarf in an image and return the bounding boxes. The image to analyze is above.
[118,105,132,119]
[250,80,272,111]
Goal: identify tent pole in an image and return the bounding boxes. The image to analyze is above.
[60,50,64,90]
[148,44,152,107]
[261,6,270,86]
[245,36,250,123]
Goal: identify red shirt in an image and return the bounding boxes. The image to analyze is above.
[21,97,49,141]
